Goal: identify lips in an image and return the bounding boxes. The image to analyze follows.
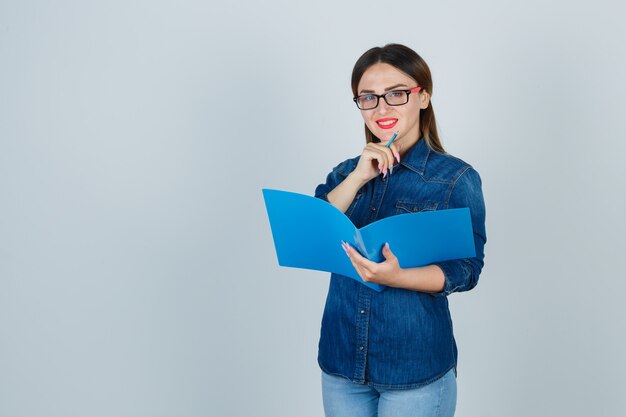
[376,118,398,130]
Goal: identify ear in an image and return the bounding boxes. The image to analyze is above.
[419,90,431,110]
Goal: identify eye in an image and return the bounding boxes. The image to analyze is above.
[361,94,376,102]
[387,90,404,98]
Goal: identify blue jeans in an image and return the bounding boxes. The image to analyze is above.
[321,368,457,417]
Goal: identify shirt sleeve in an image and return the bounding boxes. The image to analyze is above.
[432,166,487,296]
[314,159,355,202]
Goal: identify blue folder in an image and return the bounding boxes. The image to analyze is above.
[262,188,476,291]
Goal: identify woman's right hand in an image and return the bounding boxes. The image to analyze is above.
[352,142,402,182]
[326,141,401,213]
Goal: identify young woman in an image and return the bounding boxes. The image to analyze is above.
[314,44,487,417]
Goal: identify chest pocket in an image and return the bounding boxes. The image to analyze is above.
[395,200,439,215]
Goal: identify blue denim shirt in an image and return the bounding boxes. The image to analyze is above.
[314,138,486,389]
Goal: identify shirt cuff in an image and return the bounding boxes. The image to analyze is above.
[430,259,471,297]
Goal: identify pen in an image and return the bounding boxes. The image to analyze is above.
[386,131,399,148]
[386,131,399,175]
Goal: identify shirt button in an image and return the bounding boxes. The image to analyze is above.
[370,207,376,211]
[359,346,364,351]
[360,310,365,314]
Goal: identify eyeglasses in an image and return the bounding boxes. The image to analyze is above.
[353,86,423,110]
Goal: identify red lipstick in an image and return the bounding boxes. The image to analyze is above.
[376,118,398,130]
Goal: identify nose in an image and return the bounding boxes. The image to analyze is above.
[376,98,391,115]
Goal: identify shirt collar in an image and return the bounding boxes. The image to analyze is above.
[399,138,430,175]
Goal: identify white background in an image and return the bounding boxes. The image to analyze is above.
[1,1,625,416]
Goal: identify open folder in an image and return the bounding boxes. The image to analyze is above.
[262,189,476,292]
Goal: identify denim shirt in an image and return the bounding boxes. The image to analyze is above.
[314,138,486,389]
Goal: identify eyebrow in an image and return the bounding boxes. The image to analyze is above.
[358,83,409,95]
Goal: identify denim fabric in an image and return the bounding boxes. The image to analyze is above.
[314,138,486,388]
[322,368,457,417]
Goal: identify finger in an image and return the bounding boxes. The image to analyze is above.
[366,144,394,176]
[364,144,386,170]
[374,144,396,174]
[384,147,396,168]
[389,143,401,164]
[373,152,387,176]
[377,143,396,167]
[342,242,368,280]
[349,254,371,282]
[343,242,364,265]
[362,147,387,175]
[382,242,397,262]
[344,243,378,271]
[351,257,367,280]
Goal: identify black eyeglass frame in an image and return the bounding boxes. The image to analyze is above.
[353,86,423,110]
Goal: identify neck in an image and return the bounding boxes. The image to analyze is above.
[399,135,421,157]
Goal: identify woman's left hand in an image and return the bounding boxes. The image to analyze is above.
[341,241,403,287]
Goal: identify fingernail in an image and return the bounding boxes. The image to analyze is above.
[389,166,393,175]
[383,169,387,178]
[395,151,401,163]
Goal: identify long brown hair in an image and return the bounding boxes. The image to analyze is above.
[351,44,445,153]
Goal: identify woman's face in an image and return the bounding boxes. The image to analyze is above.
[356,62,429,150]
